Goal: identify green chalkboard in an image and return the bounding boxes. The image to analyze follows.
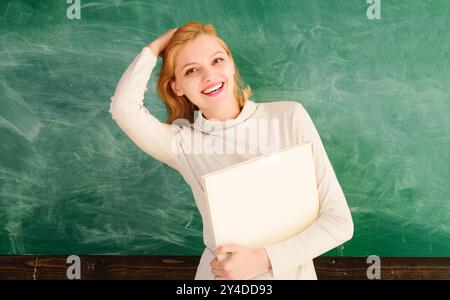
[0,0,449,257]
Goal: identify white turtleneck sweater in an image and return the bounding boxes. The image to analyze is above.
[109,47,354,280]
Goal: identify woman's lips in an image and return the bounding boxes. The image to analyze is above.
[201,82,225,97]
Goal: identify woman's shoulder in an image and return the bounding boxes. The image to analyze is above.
[254,100,305,114]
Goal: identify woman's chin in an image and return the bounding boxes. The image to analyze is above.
[201,93,229,106]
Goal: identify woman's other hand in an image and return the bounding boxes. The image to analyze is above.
[210,243,272,280]
[146,28,178,57]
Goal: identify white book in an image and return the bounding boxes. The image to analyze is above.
[201,142,320,252]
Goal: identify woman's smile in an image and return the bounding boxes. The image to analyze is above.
[201,81,225,97]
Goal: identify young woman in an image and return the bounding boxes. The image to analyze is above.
[109,21,353,280]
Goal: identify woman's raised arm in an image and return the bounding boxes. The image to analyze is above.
[109,29,182,171]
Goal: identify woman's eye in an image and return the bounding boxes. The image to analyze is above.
[184,58,223,76]
[185,68,196,76]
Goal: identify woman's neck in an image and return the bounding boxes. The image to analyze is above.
[202,100,241,121]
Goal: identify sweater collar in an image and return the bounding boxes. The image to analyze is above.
[192,100,257,134]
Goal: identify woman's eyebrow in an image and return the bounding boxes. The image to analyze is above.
[181,50,225,71]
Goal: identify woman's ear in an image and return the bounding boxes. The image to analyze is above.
[170,80,184,96]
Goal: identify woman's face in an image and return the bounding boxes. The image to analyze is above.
[171,34,237,119]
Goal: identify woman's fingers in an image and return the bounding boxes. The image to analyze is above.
[212,269,228,279]
[147,27,178,57]
[210,258,221,271]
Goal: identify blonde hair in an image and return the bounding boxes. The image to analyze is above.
[156,21,252,124]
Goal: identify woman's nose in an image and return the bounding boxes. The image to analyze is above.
[202,67,217,82]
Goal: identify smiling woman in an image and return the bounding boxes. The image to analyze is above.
[109,21,354,280]
[156,22,252,124]
[168,35,239,121]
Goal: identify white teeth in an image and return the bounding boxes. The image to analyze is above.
[203,82,223,94]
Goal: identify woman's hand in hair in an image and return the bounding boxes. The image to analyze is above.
[147,28,178,57]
